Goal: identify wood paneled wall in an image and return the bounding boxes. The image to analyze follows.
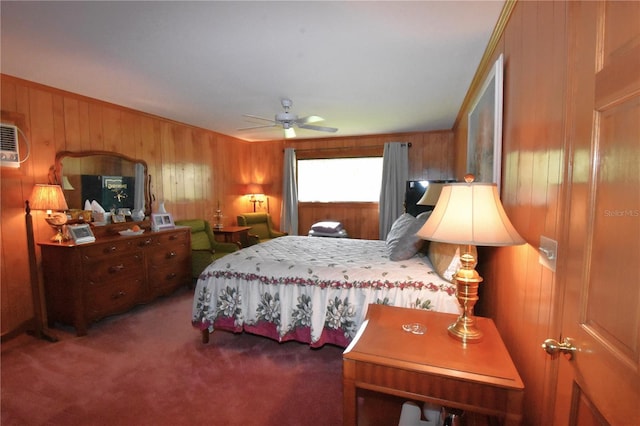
[0,75,454,337]
[452,2,569,424]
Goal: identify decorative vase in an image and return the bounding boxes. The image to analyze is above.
[131,209,145,222]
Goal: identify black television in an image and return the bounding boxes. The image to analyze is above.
[81,175,135,211]
[404,180,456,216]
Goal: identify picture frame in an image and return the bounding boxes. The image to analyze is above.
[67,223,96,244]
[467,53,504,192]
[151,213,175,231]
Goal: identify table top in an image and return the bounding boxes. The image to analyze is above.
[343,304,524,390]
[212,226,251,233]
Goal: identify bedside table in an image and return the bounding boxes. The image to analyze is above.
[342,304,524,425]
[213,226,252,247]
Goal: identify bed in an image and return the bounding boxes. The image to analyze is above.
[192,214,466,348]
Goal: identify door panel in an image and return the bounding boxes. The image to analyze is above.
[556,1,640,425]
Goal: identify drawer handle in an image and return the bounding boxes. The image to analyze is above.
[111,291,126,299]
[139,238,153,247]
[166,272,177,280]
[166,251,177,259]
[109,264,125,273]
[105,246,117,253]
[169,235,178,240]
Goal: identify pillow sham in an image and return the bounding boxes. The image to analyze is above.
[386,213,430,261]
[427,241,478,282]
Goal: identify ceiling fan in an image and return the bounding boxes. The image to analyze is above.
[240,98,338,138]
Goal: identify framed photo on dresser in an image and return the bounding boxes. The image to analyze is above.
[151,213,175,231]
[67,223,96,244]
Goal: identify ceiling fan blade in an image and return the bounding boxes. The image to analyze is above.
[238,124,277,131]
[298,124,338,133]
[296,115,324,125]
[243,114,275,123]
[284,127,296,138]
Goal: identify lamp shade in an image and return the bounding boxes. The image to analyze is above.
[245,183,264,196]
[416,182,445,206]
[29,184,69,211]
[61,175,75,190]
[416,182,525,246]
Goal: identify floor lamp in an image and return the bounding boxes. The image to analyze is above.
[25,184,68,342]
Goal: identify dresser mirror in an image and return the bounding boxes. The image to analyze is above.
[52,151,152,221]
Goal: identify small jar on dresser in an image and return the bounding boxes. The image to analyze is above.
[38,225,191,336]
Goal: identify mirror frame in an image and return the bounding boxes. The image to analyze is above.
[52,150,153,218]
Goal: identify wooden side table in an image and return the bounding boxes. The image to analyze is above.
[343,304,524,425]
[213,225,252,247]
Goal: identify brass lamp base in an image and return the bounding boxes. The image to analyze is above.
[448,249,484,343]
[50,227,66,243]
[45,213,68,243]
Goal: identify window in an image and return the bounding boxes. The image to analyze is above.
[297,157,383,202]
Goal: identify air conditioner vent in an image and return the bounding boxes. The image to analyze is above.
[0,124,20,168]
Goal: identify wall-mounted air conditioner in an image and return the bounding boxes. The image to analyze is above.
[1,123,20,168]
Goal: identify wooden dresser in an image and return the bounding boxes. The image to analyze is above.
[39,226,191,336]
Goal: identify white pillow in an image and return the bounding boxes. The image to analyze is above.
[386,213,430,261]
[427,242,478,282]
[310,221,343,233]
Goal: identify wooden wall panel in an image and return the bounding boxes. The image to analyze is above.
[452,1,573,424]
[298,202,379,240]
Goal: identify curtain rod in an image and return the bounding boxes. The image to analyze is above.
[285,142,411,153]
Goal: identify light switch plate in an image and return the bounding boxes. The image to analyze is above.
[539,235,558,272]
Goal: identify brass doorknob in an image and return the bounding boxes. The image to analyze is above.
[542,337,577,360]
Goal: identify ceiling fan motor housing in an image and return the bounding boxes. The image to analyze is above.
[276,112,297,124]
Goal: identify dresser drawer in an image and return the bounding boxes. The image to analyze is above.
[81,239,135,260]
[86,278,146,320]
[147,240,190,266]
[148,265,190,293]
[154,229,189,246]
[84,252,144,284]
[148,245,190,293]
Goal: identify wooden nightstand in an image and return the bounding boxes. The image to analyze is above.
[213,225,252,247]
[343,304,524,425]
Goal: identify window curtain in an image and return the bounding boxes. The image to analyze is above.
[379,142,409,240]
[281,148,299,235]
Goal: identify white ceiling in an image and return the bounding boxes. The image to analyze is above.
[1,1,504,142]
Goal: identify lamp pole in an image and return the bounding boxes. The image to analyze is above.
[25,200,58,342]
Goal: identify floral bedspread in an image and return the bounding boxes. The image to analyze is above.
[192,236,459,347]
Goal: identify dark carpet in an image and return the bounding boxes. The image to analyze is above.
[1,287,344,426]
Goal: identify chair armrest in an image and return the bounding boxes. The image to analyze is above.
[247,234,260,246]
[192,248,215,254]
[270,230,288,238]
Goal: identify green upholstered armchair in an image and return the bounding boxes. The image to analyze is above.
[174,219,240,279]
[236,212,287,245]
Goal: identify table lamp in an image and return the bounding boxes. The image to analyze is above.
[245,183,264,212]
[28,184,69,242]
[416,175,525,343]
[416,182,445,207]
